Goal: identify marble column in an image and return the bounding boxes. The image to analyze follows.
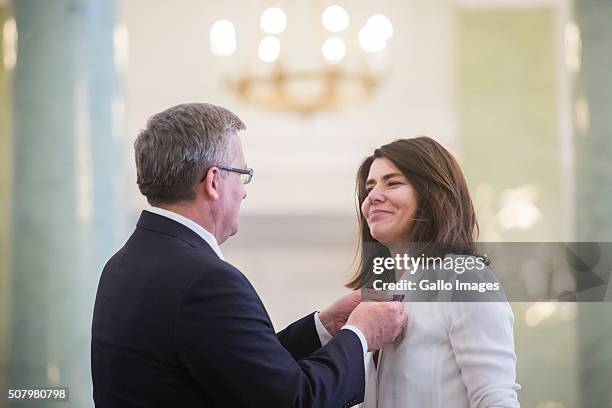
[9,1,128,407]
[0,5,11,398]
[456,8,580,407]
[574,0,612,407]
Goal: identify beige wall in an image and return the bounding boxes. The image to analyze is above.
[120,0,459,217]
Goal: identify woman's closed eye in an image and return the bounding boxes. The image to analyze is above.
[366,180,402,194]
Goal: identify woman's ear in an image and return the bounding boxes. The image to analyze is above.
[202,167,221,201]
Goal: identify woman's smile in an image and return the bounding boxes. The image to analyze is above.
[368,208,394,221]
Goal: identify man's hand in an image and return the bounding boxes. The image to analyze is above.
[345,302,408,351]
[318,292,361,336]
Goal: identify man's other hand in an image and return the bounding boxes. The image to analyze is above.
[318,291,362,336]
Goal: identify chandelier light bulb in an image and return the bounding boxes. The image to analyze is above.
[260,7,287,34]
[322,5,350,32]
[209,19,236,56]
[258,36,281,63]
[322,37,346,63]
[366,14,393,40]
[358,24,386,53]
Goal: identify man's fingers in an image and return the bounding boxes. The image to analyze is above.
[390,301,404,314]
[348,291,362,303]
[399,312,409,329]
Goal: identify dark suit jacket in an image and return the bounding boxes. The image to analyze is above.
[91,210,365,407]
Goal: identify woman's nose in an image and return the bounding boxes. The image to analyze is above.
[368,188,384,203]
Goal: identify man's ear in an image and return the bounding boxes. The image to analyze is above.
[202,167,221,200]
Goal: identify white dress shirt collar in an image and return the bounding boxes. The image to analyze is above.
[146,206,225,260]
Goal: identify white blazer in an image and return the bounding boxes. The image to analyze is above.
[361,259,521,407]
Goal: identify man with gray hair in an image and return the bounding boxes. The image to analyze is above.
[91,103,407,407]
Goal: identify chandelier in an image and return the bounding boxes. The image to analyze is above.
[209,5,393,114]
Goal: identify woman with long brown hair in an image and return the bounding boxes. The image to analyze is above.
[348,137,520,407]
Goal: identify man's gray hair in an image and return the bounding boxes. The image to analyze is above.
[134,103,246,205]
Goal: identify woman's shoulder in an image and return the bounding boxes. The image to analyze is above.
[434,253,507,302]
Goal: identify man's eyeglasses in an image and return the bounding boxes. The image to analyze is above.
[200,166,254,184]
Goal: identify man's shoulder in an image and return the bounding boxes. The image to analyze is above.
[101,228,244,292]
[122,225,224,264]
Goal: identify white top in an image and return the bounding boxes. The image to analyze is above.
[146,206,367,355]
[360,261,521,407]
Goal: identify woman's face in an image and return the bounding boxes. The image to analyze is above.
[361,158,418,248]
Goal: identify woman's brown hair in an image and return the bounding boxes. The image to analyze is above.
[346,136,481,289]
